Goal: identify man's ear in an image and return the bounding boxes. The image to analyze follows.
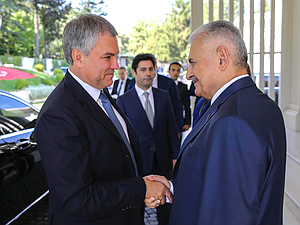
[217,46,230,71]
[72,49,84,68]
[132,69,136,77]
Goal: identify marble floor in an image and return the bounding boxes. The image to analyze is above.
[284,204,300,225]
[284,128,300,225]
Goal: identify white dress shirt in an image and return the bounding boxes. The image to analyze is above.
[68,69,130,142]
[211,74,248,105]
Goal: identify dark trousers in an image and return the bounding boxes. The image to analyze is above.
[149,155,171,225]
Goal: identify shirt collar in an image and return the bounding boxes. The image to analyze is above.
[211,74,249,105]
[135,83,153,98]
[68,69,101,102]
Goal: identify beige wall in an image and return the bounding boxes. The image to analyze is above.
[281,0,300,131]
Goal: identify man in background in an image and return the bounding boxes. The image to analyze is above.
[168,62,191,133]
[127,63,183,135]
[118,53,180,225]
[111,66,131,100]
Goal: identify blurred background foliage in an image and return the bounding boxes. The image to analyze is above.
[0,0,191,64]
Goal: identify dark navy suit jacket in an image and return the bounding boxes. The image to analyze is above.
[117,87,180,179]
[169,77,286,225]
[35,71,145,225]
[128,74,183,133]
[177,81,191,127]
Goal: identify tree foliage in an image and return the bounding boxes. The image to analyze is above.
[127,0,190,64]
[128,20,151,55]
[34,0,71,58]
[76,0,107,15]
[0,0,30,55]
[0,0,107,58]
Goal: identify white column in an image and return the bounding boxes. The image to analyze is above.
[191,0,203,32]
[281,0,300,132]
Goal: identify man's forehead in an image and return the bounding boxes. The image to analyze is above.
[138,60,154,68]
[170,64,181,69]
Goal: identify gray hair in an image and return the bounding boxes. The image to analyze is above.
[62,14,118,65]
[189,20,248,70]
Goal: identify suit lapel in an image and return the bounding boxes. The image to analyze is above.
[179,101,217,156]
[125,79,130,92]
[178,76,255,158]
[65,72,123,141]
[152,88,162,130]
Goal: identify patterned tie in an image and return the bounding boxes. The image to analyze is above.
[99,91,138,176]
[144,92,154,128]
[117,81,123,96]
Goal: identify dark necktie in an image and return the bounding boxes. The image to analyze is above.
[99,91,138,176]
[144,92,154,127]
[117,81,123,96]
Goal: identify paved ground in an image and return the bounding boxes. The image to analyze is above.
[9,195,158,225]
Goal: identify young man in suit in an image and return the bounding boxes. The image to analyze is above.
[34,14,171,225]
[127,64,183,135]
[168,62,191,133]
[146,20,286,225]
[111,66,131,100]
[117,53,180,225]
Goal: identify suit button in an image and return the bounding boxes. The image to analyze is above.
[150,148,155,152]
[125,154,129,158]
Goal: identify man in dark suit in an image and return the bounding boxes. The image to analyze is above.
[111,66,131,100]
[168,62,191,132]
[34,14,171,225]
[127,67,183,134]
[146,20,286,225]
[117,53,180,225]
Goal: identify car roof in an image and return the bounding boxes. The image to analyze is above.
[0,89,39,112]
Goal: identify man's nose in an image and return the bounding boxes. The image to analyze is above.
[186,66,192,80]
[111,57,119,70]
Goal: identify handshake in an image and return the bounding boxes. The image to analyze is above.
[143,175,172,208]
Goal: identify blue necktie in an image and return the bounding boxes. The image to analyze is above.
[99,91,138,176]
[117,81,123,96]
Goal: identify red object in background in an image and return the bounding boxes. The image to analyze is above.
[0,67,36,80]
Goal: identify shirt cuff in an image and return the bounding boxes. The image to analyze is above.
[166,181,174,203]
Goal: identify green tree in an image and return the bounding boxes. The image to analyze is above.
[35,0,71,58]
[76,0,107,15]
[128,20,150,55]
[0,0,30,55]
[145,21,170,63]
[117,32,129,55]
[164,0,191,63]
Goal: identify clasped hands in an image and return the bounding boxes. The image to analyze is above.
[143,175,171,208]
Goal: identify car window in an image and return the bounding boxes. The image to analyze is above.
[0,95,38,135]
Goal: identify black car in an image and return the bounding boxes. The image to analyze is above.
[0,90,48,225]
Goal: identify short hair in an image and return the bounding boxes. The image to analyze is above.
[189,20,248,70]
[169,62,182,70]
[119,66,127,71]
[62,14,118,65]
[132,53,157,73]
